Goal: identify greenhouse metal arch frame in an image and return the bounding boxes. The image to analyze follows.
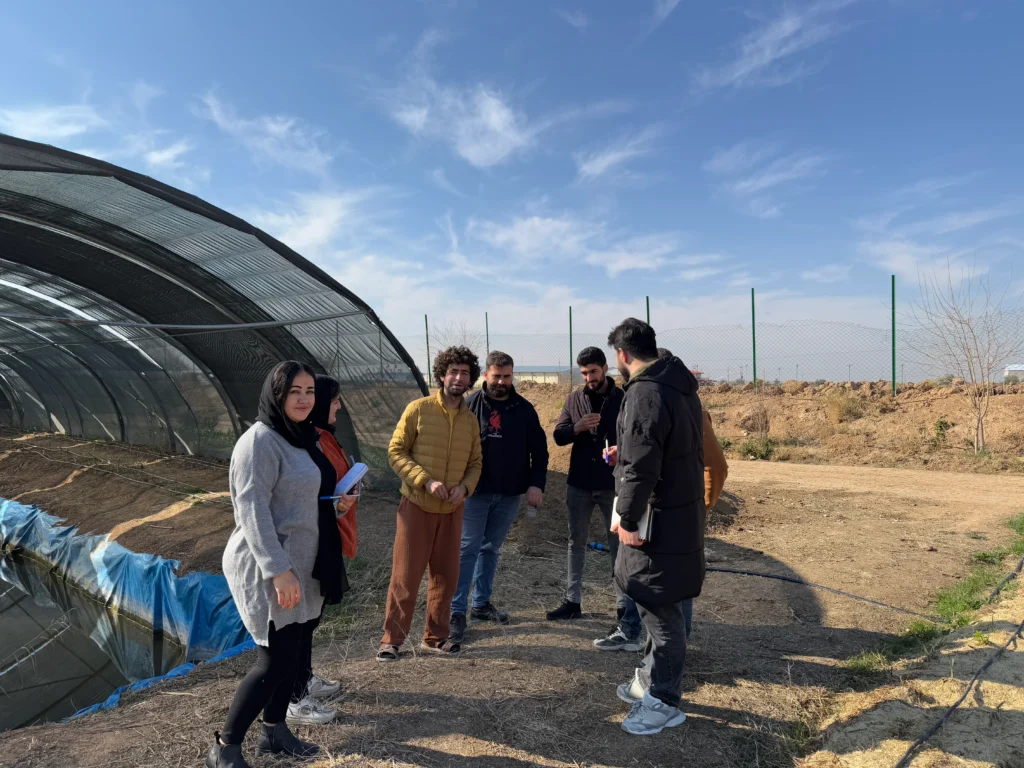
[0,133,428,465]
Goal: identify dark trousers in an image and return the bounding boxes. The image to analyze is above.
[222,618,313,744]
[566,485,641,638]
[291,612,321,702]
[635,599,688,709]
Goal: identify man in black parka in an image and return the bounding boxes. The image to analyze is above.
[604,318,705,735]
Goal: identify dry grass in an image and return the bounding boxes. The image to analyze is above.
[824,391,864,425]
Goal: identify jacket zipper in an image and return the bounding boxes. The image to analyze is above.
[442,405,457,486]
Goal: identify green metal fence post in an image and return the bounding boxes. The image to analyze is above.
[569,305,574,389]
[424,314,431,384]
[485,312,490,354]
[646,295,650,325]
[751,288,758,392]
[891,274,897,397]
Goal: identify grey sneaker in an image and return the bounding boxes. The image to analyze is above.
[616,668,647,705]
[450,612,467,643]
[621,692,687,735]
[286,696,336,726]
[594,627,643,652]
[305,673,341,700]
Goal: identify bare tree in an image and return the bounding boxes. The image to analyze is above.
[430,319,485,359]
[911,264,1024,453]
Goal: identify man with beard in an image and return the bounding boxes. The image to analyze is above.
[545,347,636,641]
[604,319,705,735]
[449,351,548,643]
[594,347,728,652]
[378,346,483,661]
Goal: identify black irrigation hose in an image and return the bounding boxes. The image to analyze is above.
[986,555,1024,603]
[706,566,950,624]
[892,614,1024,768]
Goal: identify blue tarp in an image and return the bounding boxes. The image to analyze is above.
[0,497,254,719]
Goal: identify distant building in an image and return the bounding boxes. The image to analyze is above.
[1005,364,1024,379]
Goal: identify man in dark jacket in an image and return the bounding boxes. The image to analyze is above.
[605,319,705,736]
[450,351,548,643]
[545,347,638,642]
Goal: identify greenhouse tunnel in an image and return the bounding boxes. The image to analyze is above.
[0,133,428,478]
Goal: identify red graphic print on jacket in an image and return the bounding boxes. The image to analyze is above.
[488,409,502,435]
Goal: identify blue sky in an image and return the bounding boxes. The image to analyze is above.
[1,0,1021,340]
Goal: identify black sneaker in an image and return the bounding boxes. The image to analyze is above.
[450,612,467,643]
[471,602,510,624]
[546,600,582,621]
[593,627,643,652]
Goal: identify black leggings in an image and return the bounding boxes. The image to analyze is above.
[222,619,310,745]
[291,612,321,702]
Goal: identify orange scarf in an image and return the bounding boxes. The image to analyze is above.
[316,427,358,558]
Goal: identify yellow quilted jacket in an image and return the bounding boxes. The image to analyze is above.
[388,391,483,514]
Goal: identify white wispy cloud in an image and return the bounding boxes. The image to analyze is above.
[430,167,466,197]
[0,104,107,142]
[574,124,663,181]
[198,92,333,175]
[469,215,593,259]
[801,263,851,283]
[705,140,827,218]
[902,202,1021,238]
[131,81,162,115]
[653,0,683,28]
[555,8,589,29]
[694,0,857,92]
[249,191,380,254]
[468,211,728,279]
[376,30,626,169]
[859,239,977,283]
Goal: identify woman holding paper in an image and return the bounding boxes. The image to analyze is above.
[282,375,358,727]
[207,361,346,768]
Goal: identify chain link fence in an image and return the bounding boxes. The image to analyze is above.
[398,297,1024,391]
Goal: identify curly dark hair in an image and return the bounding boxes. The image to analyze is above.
[433,346,481,388]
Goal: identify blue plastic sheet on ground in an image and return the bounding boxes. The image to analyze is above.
[0,497,253,720]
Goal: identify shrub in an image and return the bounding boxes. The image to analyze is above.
[739,437,777,460]
[718,436,733,451]
[1006,374,1021,385]
[739,400,772,436]
[933,418,952,445]
[825,391,863,425]
[934,374,955,387]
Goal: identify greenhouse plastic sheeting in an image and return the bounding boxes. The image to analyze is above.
[0,133,428,477]
[0,498,250,658]
[68,638,257,721]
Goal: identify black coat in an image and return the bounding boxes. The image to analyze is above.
[466,386,548,496]
[613,356,706,606]
[552,379,624,491]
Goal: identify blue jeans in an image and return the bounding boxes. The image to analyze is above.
[451,493,522,615]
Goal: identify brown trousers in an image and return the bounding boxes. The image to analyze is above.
[381,497,463,647]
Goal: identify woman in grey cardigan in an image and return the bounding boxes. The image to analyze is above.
[207,361,347,768]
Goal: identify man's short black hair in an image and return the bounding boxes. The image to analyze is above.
[576,346,606,368]
[485,350,514,369]
[657,348,672,360]
[433,346,481,387]
[607,318,658,362]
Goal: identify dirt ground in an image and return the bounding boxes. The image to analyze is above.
[1,385,1024,767]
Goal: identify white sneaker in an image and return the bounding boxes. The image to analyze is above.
[306,673,342,700]
[621,692,687,735]
[286,696,337,726]
[616,668,647,705]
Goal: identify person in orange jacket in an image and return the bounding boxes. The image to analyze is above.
[283,375,358,728]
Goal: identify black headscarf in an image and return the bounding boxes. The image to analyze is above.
[310,375,341,434]
[256,361,318,449]
[257,362,347,604]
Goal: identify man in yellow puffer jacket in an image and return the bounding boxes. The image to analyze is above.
[378,346,483,660]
